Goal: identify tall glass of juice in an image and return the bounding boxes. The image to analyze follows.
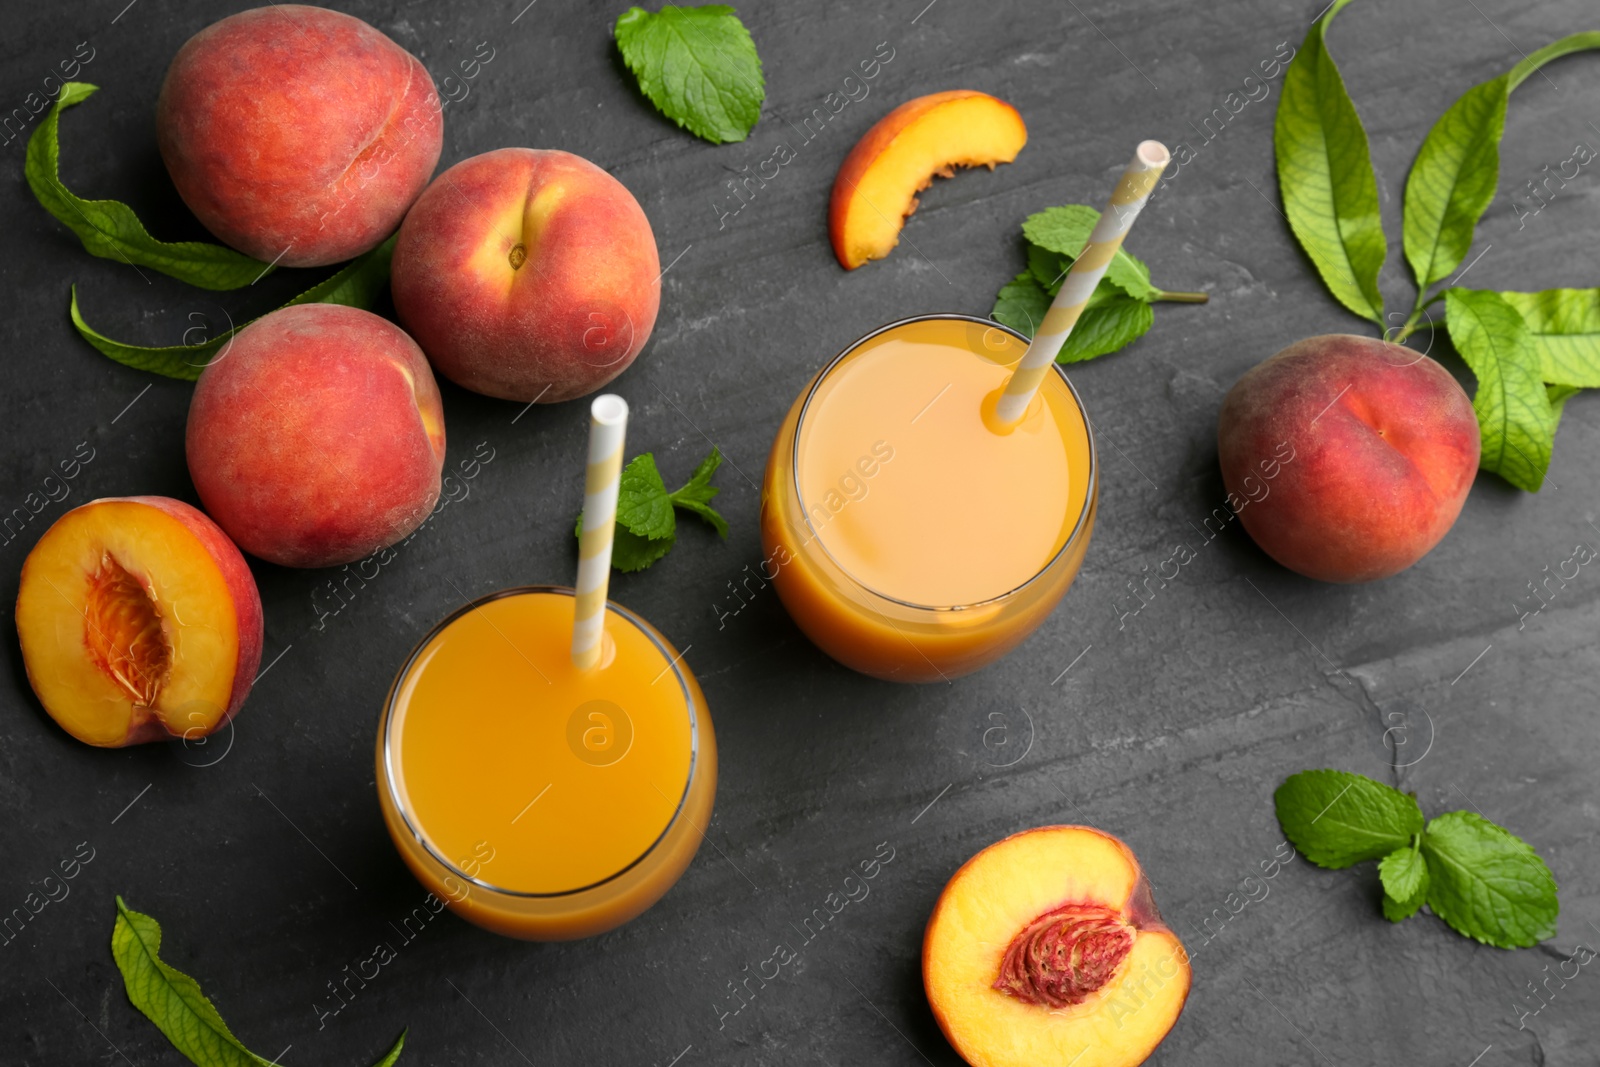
[760,314,1096,681]
[376,585,715,940]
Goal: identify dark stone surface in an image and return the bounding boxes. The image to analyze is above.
[2,0,1598,1064]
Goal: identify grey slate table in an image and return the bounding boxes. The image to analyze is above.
[4,1,1599,1064]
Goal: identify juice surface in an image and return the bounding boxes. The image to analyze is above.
[795,319,1092,606]
[388,591,694,895]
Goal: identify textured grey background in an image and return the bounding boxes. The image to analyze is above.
[3,0,1598,1064]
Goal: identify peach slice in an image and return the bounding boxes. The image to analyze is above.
[924,826,1190,1067]
[829,90,1027,269]
[15,497,263,748]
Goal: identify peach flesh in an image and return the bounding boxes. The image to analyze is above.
[830,90,1028,269]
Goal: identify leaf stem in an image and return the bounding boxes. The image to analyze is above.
[1153,289,1210,304]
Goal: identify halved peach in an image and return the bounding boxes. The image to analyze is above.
[15,497,263,748]
[829,90,1027,269]
[924,826,1190,1067]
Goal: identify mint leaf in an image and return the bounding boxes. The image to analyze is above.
[1379,843,1427,902]
[1383,871,1429,923]
[576,447,728,569]
[1021,205,1159,301]
[1274,769,1424,869]
[990,269,1153,361]
[1403,35,1600,294]
[112,897,406,1067]
[1056,295,1155,363]
[614,5,764,144]
[616,453,676,540]
[1273,0,1386,324]
[1445,288,1555,492]
[1421,811,1559,948]
[1027,243,1073,294]
[26,84,272,290]
[71,235,397,381]
[611,528,676,572]
[992,271,1052,338]
[668,446,729,538]
[1500,288,1600,388]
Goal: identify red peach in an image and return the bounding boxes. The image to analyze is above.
[1217,334,1480,583]
[186,304,446,568]
[157,5,442,267]
[390,148,661,403]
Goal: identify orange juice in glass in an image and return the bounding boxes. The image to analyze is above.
[760,315,1096,681]
[377,585,714,940]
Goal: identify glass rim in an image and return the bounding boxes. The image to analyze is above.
[378,584,702,900]
[789,313,1099,612]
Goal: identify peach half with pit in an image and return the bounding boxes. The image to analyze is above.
[829,90,1027,270]
[923,826,1190,1067]
[15,497,263,748]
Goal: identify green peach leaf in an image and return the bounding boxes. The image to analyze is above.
[1403,34,1600,293]
[112,897,408,1067]
[70,235,397,381]
[1445,288,1556,492]
[26,83,271,289]
[1273,0,1386,324]
[1500,288,1600,388]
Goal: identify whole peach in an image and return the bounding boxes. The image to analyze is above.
[157,5,442,267]
[390,148,661,403]
[186,304,446,568]
[1217,334,1480,583]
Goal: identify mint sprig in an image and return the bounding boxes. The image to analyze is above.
[990,204,1206,363]
[112,897,407,1066]
[26,84,273,289]
[1270,8,1600,492]
[614,5,765,144]
[71,235,397,381]
[576,446,728,571]
[1274,771,1559,948]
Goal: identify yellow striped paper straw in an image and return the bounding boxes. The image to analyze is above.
[994,140,1171,426]
[572,394,629,670]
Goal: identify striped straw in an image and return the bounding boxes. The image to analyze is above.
[994,140,1171,426]
[572,394,629,670]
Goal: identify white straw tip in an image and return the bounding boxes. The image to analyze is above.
[1137,140,1170,167]
[591,393,628,425]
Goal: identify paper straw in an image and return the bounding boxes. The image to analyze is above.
[994,140,1171,426]
[572,394,629,670]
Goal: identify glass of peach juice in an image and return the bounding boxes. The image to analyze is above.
[376,585,715,940]
[760,315,1097,682]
